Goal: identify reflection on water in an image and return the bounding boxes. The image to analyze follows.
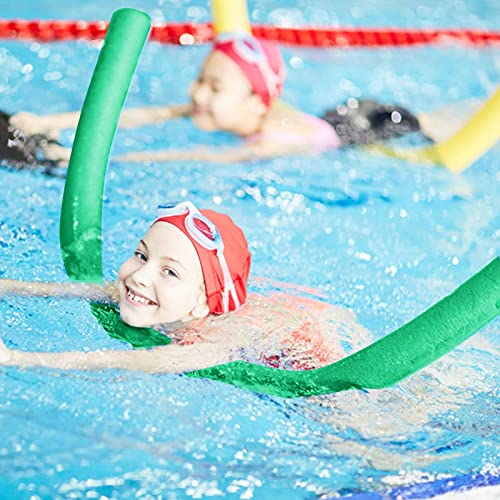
[0,2,499,496]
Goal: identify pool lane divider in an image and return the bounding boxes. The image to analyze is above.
[1,18,500,47]
[60,8,500,398]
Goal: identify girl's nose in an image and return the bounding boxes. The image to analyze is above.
[192,82,209,104]
[130,263,153,288]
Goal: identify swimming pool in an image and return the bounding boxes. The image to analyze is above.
[0,0,499,498]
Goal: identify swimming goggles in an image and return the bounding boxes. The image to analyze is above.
[216,32,282,103]
[157,201,240,313]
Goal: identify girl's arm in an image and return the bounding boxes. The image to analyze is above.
[9,104,191,139]
[115,141,309,164]
[416,98,482,143]
[41,137,303,168]
[0,337,236,374]
[0,279,117,301]
[117,104,191,128]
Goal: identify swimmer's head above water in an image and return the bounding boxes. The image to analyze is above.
[190,33,285,135]
[117,201,251,327]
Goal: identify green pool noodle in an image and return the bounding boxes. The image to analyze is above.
[187,257,499,397]
[59,8,499,398]
[90,303,171,349]
[60,8,151,282]
[89,259,499,398]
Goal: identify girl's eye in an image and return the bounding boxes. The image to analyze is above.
[163,268,179,279]
[134,251,147,262]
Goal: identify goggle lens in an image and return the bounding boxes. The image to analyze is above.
[156,201,239,313]
[192,216,216,242]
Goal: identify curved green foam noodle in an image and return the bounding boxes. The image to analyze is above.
[366,85,500,173]
[60,8,151,283]
[90,303,171,349]
[188,258,499,397]
[59,8,499,398]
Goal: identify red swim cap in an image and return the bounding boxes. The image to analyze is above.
[213,34,286,107]
[155,207,251,315]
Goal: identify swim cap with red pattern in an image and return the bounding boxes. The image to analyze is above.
[213,34,285,107]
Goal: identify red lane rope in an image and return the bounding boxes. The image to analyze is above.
[0,19,499,47]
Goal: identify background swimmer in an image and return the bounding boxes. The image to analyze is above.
[0,110,73,171]
[0,201,368,372]
[4,34,481,169]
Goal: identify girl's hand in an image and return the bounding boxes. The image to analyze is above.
[0,338,12,364]
[9,112,58,140]
[42,143,71,164]
[0,279,19,296]
[103,282,120,303]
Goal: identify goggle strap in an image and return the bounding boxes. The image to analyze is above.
[216,30,251,43]
[217,249,240,312]
[243,46,279,101]
[157,200,196,219]
[157,201,240,313]
[218,34,280,103]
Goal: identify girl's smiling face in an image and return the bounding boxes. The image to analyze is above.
[117,222,208,328]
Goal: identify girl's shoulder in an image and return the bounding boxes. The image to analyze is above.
[254,102,341,151]
[220,291,371,370]
[160,289,371,371]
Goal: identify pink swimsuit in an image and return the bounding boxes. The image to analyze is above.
[246,113,342,153]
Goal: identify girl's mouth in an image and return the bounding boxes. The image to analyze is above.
[124,285,157,307]
[192,104,208,115]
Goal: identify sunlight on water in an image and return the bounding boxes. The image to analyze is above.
[0,0,499,498]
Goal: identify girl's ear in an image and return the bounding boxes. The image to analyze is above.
[189,288,209,319]
[190,304,210,319]
[248,93,268,117]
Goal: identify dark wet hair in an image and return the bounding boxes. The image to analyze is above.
[0,110,63,175]
[321,98,421,146]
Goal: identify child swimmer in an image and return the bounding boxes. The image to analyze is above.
[0,201,367,373]
[4,33,478,169]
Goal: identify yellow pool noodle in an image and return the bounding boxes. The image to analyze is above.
[434,86,500,172]
[367,85,500,173]
[212,0,252,36]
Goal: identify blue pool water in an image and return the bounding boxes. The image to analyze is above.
[0,1,499,498]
